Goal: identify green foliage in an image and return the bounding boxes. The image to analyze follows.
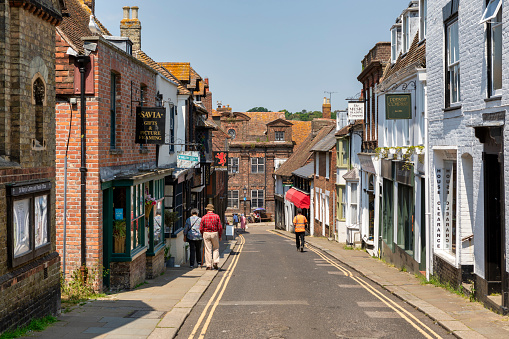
[134,281,148,289]
[61,264,108,304]
[0,315,58,339]
[247,107,270,112]
[343,245,354,250]
[417,274,468,298]
[113,218,126,238]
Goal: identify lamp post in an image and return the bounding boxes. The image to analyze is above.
[243,186,247,215]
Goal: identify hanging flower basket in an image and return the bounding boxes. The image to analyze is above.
[389,147,397,155]
[145,203,153,219]
[416,147,425,155]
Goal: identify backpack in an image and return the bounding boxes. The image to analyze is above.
[187,217,202,240]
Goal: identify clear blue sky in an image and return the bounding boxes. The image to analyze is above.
[96,0,410,113]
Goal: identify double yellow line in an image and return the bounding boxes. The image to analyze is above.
[188,234,245,339]
[270,230,442,339]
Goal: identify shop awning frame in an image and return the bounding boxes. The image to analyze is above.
[285,187,310,209]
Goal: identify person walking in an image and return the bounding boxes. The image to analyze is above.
[200,204,223,270]
[240,213,246,231]
[184,209,203,268]
[233,213,239,228]
[293,208,307,252]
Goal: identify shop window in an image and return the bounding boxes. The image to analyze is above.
[382,179,394,250]
[150,179,164,250]
[8,182,51,267]
[113,186,127,254]
[397,184,414,254]
[130,183,145,251]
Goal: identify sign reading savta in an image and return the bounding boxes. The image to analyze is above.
[348,102,364,121]
[386,93,411,119]
[135,107,166,144]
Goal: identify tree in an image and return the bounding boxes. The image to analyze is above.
[247,107,270,112]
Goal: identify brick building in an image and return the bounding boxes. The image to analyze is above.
[216,107,294,219]
[0,0,63,333]
[55,0,173,290]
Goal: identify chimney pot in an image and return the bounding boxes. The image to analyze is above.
[123,6,130,19]
[131,6,139,19]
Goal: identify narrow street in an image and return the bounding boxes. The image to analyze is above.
[176,224,452,339]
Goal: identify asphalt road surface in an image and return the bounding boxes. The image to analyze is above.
[176,224,453,339]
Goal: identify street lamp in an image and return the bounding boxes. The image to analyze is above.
[243,186,247,215]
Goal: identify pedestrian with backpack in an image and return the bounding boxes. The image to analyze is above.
[184,209,203,268]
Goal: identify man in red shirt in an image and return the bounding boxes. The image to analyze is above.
[200,204,222,270]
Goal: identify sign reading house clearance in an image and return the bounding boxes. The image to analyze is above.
[386,94,411,119]
[135,107,166,144]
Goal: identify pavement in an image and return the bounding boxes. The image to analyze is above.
[20,222,509,339]
[274,228,509,339]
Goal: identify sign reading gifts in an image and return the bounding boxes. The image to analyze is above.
[386,93,411,119]
[135,107,166,144]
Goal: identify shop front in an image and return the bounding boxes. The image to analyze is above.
[102,170,171,290]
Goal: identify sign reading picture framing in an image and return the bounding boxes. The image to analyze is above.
[386,94,411,119]
[135,107,166,144]
[348,101,364,120]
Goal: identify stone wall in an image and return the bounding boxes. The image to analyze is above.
[146,249,164,279]
[109,251,146,290]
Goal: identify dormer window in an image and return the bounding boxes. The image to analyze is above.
[419,0,427,40]
[402,10,419,53]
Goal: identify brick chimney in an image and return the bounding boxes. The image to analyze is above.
[322,97,331,119]
[120,6,141,51]
[84,0,95,15]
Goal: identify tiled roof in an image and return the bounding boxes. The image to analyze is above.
[288,120,312,147]
[343,168,359,181]
[159,62,191,82]
[311,129,336,152]
[134,50,190,95]
[275,124,334,177]
[58,0,98,53]
[243,112,285,136]
[380,32,425,90]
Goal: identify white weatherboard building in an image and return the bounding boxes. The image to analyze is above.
[427,0,508,311]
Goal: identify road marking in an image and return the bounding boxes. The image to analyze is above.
[337,284,363,288]
[217,300,309,306]
[187,234,245,339]
[269,230,443,339]
[365,311,401,319]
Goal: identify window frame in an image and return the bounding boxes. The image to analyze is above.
[7,183,52,268]
[228,157,239,174]
[445,18,460,107]
[349,183,358,225]
[110,72,117,149]
[251,189,264,209]
[486,0,503,97]
[251,157,265,174]
[337,185,346,221]
[275,131,285,141]
[228,190,239,209]
[420,0,427,40]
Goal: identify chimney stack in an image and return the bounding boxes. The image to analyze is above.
[120,6,142,51]
[322,97,331,119]
[84,0,95,15]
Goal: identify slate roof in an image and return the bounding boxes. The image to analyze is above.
[311,129,337,152]
[275,124,334,177]
[134,50,189,95]
[292,161,315,179]
[288,120,312,148]
[336,120,363,137]
[343,168,359,181]
[58,0,110,53]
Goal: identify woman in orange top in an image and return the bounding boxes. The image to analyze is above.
[293,208,308,252]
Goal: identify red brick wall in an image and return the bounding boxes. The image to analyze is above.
[313,147,337,237]
[55,38,157,278]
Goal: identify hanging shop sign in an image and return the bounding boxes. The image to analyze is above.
[213,151,228,171]
[283,178,293,186]
[348,101,364,121]
[177,151,200,169]
[386,94,411,119]
[135,107,166,144]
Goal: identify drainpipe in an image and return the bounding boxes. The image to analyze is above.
[76,55,90,278]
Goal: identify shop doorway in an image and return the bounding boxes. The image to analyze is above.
[484,152,503,294]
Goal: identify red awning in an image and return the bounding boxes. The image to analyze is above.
[285,188,310,209]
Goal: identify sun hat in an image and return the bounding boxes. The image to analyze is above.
[205,204,214,211]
